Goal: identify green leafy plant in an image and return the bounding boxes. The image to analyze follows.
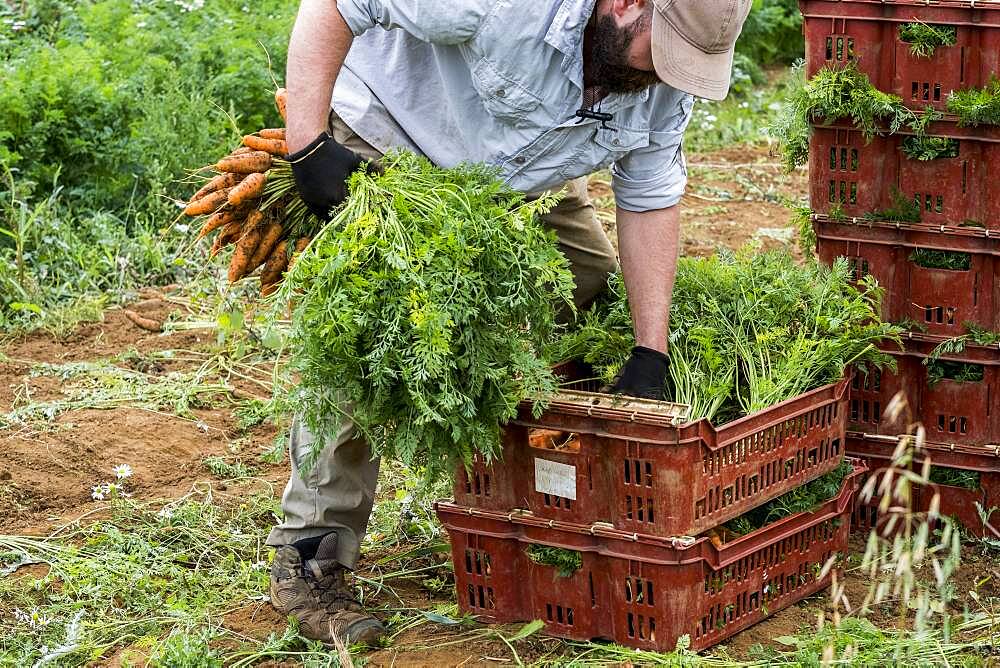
[901,136,959,161]
[863,188,922,223]
[277,152,574,481]
[926,360,984,387]
[526,545,583,577]
[770,62,920,170]
[553,249,900,424]
[928,466,980,491]
[898,22,957,58]
[909,248,971,271]
[948,78,1000,126]
[724,459,854,534]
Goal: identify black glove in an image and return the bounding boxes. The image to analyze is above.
[287,132,367,220]
[609,346,669,400]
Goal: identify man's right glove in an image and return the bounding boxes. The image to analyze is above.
[287,132,367,220]
[608,346,669,401]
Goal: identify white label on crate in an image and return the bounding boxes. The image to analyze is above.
[534,458,577,500]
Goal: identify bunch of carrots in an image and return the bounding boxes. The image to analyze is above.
[182,88,313,296]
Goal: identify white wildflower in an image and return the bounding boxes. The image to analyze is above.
[91,486,106,501]
[113,463,133,480]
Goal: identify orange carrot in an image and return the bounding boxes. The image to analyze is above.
[260,240,289,295]
[197,209,244,241]
[210,221,243,257]
[231,146,255,156]
[216,151,272,174]
[190,172,241,203]
[275,88,288,122]
[259,128,286,140]
[184,189,230,217]
[124,309,163,332]
[248,222,283,272]
[227,211,265,282]
[227,172,267,207]
[243,135,288,156]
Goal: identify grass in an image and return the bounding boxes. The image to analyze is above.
[0,491,349,667]
[0,358,233,429]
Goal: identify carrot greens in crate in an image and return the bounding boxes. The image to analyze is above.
[277,152,574,480]
[724,459,854,535]
[553,249,899,424]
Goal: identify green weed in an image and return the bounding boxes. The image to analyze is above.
[0,359,232,428]
[202,456,258,480]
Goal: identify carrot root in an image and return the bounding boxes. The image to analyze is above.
[124,309,163,332]
[227,172,267,208]
[184,189,230,217]
[243,135,287,156]
[217,152,272,174]
[248,222,283,273]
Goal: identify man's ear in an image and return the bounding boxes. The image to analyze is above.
[610,0,649,25]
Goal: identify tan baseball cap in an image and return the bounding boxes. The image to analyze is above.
[651,0,753,101]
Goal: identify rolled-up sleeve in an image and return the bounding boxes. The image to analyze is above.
[611,88,694,212]
[336,0,489,44]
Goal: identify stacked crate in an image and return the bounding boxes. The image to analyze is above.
[436,362,866,651]
[800,0,1000,537]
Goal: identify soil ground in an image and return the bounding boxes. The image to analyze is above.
[2,145,994,666]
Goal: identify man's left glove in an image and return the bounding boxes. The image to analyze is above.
[609,346,669,401]
[287,132,367,220]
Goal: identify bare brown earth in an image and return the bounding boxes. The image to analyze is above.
[3,145,993,666]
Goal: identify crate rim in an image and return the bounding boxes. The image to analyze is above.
[812,214,1000,243]
[848,430,1000,463]
[517,371,852,450]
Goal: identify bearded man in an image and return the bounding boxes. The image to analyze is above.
[268,0,752,647]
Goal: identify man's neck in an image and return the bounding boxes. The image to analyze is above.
[581,15,608,105]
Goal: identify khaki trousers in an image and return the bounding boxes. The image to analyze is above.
[266,112,618,568]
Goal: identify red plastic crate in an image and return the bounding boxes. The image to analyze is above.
[801,0,1000,113]
[455,365,849,539]
[809,125,1000,228]
[438,461,865,653]
[814,217,1000,336]
[847,436,1000,538]
[846,334,1000,447]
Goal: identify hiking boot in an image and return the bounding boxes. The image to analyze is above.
[269,536,385,647]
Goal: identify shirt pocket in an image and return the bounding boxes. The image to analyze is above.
[470,58,542,124]
[594,125,650,156]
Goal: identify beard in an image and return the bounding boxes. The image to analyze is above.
[589,13,662,95]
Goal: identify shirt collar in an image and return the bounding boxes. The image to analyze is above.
[544,0,599,89]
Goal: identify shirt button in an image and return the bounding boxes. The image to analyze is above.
[513,156,527,165]
[495,88,506,97]
[613,138,621,146]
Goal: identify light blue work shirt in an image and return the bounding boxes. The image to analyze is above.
[333,0,694,212]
